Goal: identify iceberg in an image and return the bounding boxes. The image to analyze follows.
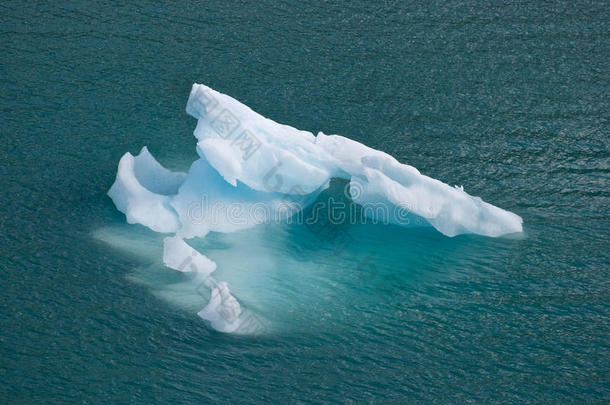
[108,146,186,233]
[108,83,523,332]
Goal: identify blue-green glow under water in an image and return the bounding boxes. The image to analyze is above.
[1,1,609,402]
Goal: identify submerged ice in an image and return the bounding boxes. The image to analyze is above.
[108,83,523,333]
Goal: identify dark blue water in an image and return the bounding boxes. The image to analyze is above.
[2,1,609,402]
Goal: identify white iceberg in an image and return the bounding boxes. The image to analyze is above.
[108,146,185,233]
[107,83,523,332]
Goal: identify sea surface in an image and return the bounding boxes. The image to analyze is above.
[1,1,609,403]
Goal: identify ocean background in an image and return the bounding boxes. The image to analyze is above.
[1,0,609,403]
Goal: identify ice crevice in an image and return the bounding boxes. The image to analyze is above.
[107,83,523,333]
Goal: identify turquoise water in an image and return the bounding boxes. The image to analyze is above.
[2,0,609,402]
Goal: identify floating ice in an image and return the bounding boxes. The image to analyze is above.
[163,236,252,333]
[108,83,523,332]
[197,282,243,333]
[163,235,216,275]
[108,146,185,233]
